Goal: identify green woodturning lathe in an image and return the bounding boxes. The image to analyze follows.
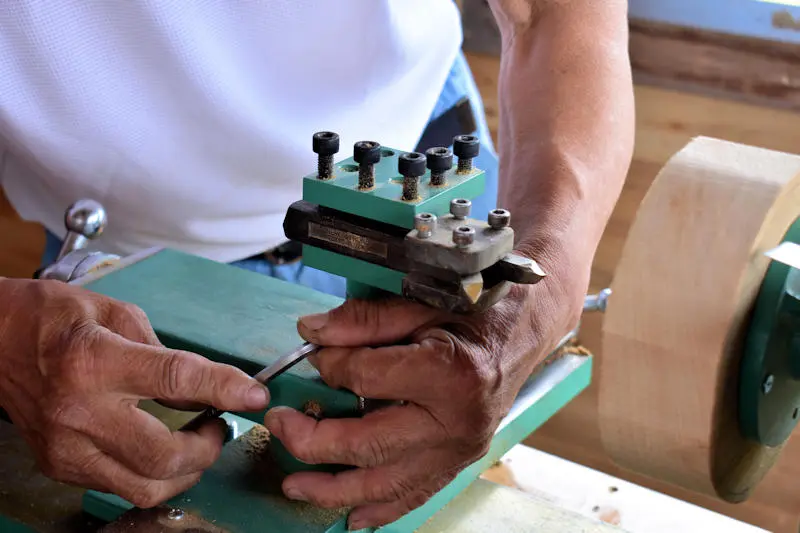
[1,133,597,533]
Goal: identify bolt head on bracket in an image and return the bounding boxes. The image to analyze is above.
[312,131,340,156]
[354,141,381,165]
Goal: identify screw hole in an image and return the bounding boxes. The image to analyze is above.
[419,213,433,219]
[381,149,395,157]
[434,147,448,155]
[320,132,335,138]
[456,199,468,204]
[457,226,471,233]
[340,164,359,173]
[794,408,799,420]
[492,209,506,215]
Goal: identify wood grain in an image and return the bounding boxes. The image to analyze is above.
[630,19,800,112]
[601,137,800,501]
[462,52,800,532]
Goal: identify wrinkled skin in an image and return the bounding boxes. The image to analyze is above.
[264,259,586,529]
[0,278,272,508]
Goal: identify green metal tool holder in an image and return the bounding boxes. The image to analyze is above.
[46,131,591,532]
[740,216,800,447]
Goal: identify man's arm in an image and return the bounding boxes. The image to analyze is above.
[491,0,634,286]
[261,4,635,529]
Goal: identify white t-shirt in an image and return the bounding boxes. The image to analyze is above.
[0,1,462,262]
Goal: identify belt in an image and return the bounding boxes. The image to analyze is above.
[261,97,477,266]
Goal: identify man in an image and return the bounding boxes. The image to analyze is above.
[0,1,634,530]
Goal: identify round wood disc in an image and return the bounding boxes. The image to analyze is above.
[599,137,800,502]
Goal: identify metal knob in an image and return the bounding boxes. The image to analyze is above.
[584,288,612,313]
[57,199,107,261]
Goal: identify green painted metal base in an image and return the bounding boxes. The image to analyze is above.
[83,355,591,532]
[303,147,485,229]
[76,248,592,531]
[740,217,800,446]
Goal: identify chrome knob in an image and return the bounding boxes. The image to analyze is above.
[57,199,107,261]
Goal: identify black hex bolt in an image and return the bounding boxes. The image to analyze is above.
[313,131,340,180]
[399,152,426,201]
[354,141,382,190]
[425,147,453,187]
[453,134,480,174]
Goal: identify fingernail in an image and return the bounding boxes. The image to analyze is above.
[246,383,270,410]
[348,517,366,531]
[263,407,284,436]
[285,485,307,501]
[300,312,328,332]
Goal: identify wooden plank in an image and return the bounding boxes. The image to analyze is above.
[630,19,800,112]
[418,478,626,533]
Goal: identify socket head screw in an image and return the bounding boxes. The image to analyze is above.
[452,225,475,248]
[354,141,381,166]
[488,208,511,230]
[449,198,472,219]
[414,212,437,239]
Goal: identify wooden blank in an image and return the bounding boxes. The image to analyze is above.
[599,137,800,502]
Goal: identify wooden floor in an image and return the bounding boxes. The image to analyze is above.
[1,51,798,532]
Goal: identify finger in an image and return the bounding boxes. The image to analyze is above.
[297,297,442,346]
[346,466,461,530]
[101,301,162,347]
[106,337,271,412]
[311,342,447,402]
[73,448,203,508]
[279,453,462,528]
[84,402,227,480]
[264,404,446,468]
[347,489,438,531]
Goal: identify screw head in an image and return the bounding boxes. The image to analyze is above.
[488,208,511,229]
[398,152,426,177]
[312,131,340,156]
[453,134,480,160]
[414,213,437,239]
[450,198,472,219]
[65,199,107,238]
[452,225,475,248]
[354,141,381,165]
[762,374,775,395]
[167,508,184,521]
[425,147,454,172]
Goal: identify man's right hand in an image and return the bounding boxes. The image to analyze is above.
[0,278,271,507]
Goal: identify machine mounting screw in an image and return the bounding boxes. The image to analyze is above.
[762,374,774,395]
[452,225,475,248]
[399,152,426,201]
[354,141,382,190]
[414,212,437,239]
[450,198,472,220]
[488,208,511,230]
[453,134,480,173]
[167,508,184,521]
[426,146,453,187]
[312,131,340,180]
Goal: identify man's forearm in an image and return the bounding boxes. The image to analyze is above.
[489,1,634,273]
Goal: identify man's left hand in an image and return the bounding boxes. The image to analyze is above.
[263,265,584,530]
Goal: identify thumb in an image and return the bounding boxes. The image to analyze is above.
[115,340,271,412]
[297,297,441,347]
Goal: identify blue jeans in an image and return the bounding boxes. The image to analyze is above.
[41,51,499,297]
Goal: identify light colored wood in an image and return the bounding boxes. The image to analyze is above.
[419,478,626,533]
[600,137,800,500]
[482,445,767,533]
[464,52,800,532]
